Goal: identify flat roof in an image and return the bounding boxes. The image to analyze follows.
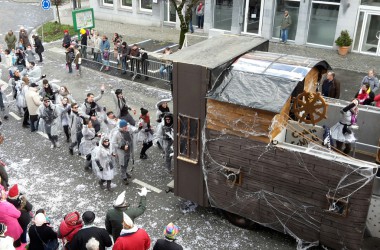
[165,35,268,69]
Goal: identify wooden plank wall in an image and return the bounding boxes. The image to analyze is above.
[206,99,276,144]
[204,129,374,249]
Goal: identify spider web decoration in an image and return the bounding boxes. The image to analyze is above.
[200,105,377,250]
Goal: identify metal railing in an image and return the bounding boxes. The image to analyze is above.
[79,45,173,83]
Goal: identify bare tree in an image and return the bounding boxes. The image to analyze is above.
[52,0,63,25]
[169,0,200,49]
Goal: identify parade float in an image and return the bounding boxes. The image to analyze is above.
[166,35,380,250]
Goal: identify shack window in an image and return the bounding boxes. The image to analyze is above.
[325,195,349,217]
[177,115,199,163]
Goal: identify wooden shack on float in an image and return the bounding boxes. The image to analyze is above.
[166,35,378,250]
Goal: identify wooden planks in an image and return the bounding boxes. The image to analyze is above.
[204,129,374,250]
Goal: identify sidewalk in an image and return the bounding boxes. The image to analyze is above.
[46,0,376,100]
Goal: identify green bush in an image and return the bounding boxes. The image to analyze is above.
[36,22,76,43]
[335,30,353,47]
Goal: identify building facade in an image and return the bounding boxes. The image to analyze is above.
[90,0,380,56]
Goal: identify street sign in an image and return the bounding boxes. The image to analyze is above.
[41,0,51,10]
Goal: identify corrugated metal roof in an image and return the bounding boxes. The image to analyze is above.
[207,51,331,113]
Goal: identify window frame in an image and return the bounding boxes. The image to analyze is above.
[102,0,114,7]
[121,0,132,9]
[139,0,153,12]
[177,114,200,164]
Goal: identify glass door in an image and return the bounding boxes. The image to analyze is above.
[271,0,300,41]
[164,1,176,23]
[243,0,263,35]
[357,13,380,55]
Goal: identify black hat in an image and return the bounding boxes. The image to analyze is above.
[82,211,95,224]
[30,82,39,87]
[115,89,122,95]
[140,108,148,116]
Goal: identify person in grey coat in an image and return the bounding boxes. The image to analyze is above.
[58,97,71,142]
[24,45,36,66]
[111,119,138,185]
[93,136,114,191]
[361,69,379,93]
[68,103,83,155]
[81,119,98,170]
[37,97,60,148]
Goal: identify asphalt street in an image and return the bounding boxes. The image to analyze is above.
[0,2,298,249]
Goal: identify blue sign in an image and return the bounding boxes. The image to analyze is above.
[41,0,51,10]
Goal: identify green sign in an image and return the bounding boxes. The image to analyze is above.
[72,8,95,31]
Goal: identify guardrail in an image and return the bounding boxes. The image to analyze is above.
[79,45,173,83]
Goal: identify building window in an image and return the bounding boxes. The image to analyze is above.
[361,0,380,6]
[140,0,152,11]
[214,0,233,30]
[307,1,340,46]
[272,0,300,41]
[103,0,113,5]
[177,115,200,163]
[164,1,176,22]
[121,0,132,8]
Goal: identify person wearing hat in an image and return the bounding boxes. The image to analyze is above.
[105,187,148,242]
[111,119,139,185]
[111,88,136,126]
[57,211,83,248]
[161,112,174,174]
[153,223,183,250]
[62,30,71,49]
[4,30,17,50]
[113,212,150,250]
[155,98,171,149]
[25,82,42,132]
[37,97,60,148]
[70,211,112,250]
[0,185,23,248]
[138,108,153,159]
[0,223,15,250]
[28,213,58,250]
[80,28,88,59]
[7,184,33,247]
[93,135,115,191]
